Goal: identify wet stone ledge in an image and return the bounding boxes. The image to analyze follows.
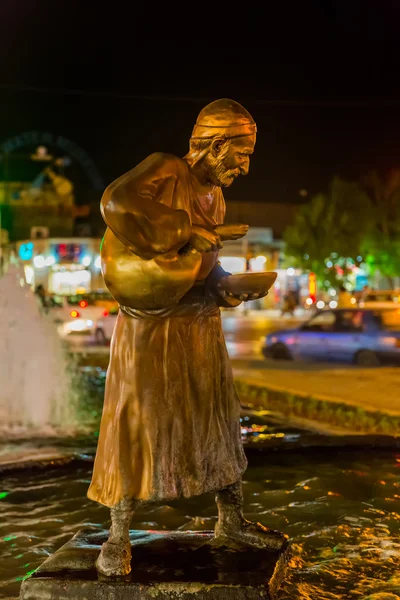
[20,528,290,600]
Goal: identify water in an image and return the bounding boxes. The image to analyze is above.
[0,449,399,599]
[0,267,76,436]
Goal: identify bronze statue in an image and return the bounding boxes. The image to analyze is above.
[88,98,286,577]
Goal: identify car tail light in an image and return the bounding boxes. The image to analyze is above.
[79,300,88,308]
[70,310,80,318]
[103,310,109,317]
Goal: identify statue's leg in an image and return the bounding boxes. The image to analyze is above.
[213,480,287,550]
[96,498,139,576]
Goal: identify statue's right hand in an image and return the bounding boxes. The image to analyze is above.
[188,226,223,253]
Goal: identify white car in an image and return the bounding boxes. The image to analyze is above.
[93,307,119,344]
[56,293,118,338]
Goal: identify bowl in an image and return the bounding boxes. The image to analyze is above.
[220,272,278,296]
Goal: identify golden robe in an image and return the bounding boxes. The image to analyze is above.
[87,153,247,507]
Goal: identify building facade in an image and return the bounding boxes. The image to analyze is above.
[15,237,103,294]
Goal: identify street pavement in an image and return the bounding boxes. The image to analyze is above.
[222,309,305,361]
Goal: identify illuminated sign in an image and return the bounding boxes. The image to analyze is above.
[1,131,104,190]
[51,243,84,262]
[19,242,34,261]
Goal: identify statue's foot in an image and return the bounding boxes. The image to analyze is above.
[212,519,287,551]
[96,539,131,577]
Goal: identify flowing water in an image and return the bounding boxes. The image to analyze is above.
[0,448,399,599]
[0,267,80,436]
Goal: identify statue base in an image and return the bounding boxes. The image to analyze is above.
[20,528,290,600]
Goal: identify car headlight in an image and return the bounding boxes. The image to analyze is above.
[66,319,94,332]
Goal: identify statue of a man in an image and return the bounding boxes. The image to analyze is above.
[88,98,286,577]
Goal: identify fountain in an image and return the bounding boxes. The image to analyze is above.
[0,265,77,437]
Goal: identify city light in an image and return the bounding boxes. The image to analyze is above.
[44,256,55,267]
[286,268,295,276]
[219,256,246,274]
[329,300,338,308]
[306,297,313,306]
[24,266,34,285]
[19,242,34,261]
[250,255,267,272]
[95,255,101,269]
[316,300,325,309]
[82,255,92,267]
[33,255,45,269]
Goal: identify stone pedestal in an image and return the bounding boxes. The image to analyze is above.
[20,528,290,600]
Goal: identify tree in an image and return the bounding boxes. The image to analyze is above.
[283,177,372,289]
[361,169,400,289]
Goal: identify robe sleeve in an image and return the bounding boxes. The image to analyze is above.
[101,153,192,258]
[205,262,242,308]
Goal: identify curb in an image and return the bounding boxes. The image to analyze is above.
[235,378,400,436]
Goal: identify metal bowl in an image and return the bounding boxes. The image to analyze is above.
[220,272,278,296]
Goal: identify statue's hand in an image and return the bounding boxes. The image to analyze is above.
[237,291,269,302]
[188,226,222,253]
[215,224,249,241]
[217,287,268,302]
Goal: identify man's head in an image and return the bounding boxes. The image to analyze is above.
[189,99,256,188]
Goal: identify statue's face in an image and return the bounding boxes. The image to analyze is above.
[205,134,256,188]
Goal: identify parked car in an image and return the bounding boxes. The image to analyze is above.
[262,307,400,366]
[56,292,118,338]
[94,305,119,344]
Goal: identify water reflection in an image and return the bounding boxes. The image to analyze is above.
[0,450,399,598]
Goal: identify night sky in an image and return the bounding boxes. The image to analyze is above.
[1,1,400,205]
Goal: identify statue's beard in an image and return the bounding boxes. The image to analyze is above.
[204,152,240,188]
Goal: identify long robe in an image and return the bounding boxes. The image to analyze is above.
[87,153,247,507]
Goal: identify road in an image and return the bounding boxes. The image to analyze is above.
[69,310,360,373]
[68,309,345,370]
[221,312,302,359]
[220,312,356,371]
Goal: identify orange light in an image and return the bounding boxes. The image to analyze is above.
[309,272,317,302]
[79,300,88,308]
[70,310,80,318]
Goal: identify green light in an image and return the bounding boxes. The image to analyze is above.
[3,535,17,541]
[0,491,9,499]
[23,569,38,581]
